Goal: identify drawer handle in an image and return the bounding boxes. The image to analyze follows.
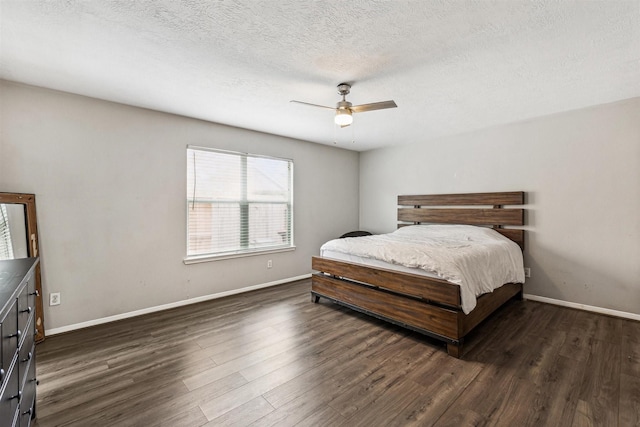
[22,407,33,416]
[10,391,22,400]
[29,290,39,297]
[22,352,33,363]
[8,330,22,339]
[20,306,33,314]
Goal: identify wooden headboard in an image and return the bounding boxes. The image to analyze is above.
[397,191,525,249]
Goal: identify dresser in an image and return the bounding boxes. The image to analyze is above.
[0,258,39,427]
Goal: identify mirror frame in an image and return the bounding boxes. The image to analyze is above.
[0,192,45,342]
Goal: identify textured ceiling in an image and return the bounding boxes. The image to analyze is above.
[1,0,639,151]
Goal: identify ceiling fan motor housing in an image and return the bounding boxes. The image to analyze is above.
[336,100,352,110]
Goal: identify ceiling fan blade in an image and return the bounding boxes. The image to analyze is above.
[290,100,335,110]
[350,100,397,113]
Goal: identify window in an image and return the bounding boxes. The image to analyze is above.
[186,146,294,260]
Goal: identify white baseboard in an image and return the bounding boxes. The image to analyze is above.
[46,274,311,336]
[524,293,640,321]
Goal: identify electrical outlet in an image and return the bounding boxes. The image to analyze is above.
[267,259,273,269]
[524,268,531,278]
[50,292,61,306]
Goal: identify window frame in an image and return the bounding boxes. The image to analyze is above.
[184,145,295,264]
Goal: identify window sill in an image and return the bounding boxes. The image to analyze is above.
[183,246,296,265]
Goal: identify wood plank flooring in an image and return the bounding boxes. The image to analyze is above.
[32,279,639,427]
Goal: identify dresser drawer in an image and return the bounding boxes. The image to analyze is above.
[18,358,36,427]
[19,332,34,390]
[1,301,19,386]
[0,356,20,427]
[17,276,35,343]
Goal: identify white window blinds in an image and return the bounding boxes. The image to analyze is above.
[186,146,293,258]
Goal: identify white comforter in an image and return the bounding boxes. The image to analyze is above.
[320,224,525,314]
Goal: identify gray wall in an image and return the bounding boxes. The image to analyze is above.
[0,80,360,331]
[360,98,640,315]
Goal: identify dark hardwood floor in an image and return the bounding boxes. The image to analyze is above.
[32,279,639,426]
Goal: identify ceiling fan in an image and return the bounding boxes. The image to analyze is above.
[291,83,397,127]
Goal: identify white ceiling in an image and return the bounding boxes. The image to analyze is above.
[1,1,639,151]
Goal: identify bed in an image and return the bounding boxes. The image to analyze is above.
[311,191,525,358]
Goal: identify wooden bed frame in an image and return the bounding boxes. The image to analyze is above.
[311,191,525,358]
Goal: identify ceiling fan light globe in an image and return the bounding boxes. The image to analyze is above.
[334,110,353,126]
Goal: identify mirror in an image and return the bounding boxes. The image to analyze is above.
[0,192,45,342]
[1,203,29,259]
